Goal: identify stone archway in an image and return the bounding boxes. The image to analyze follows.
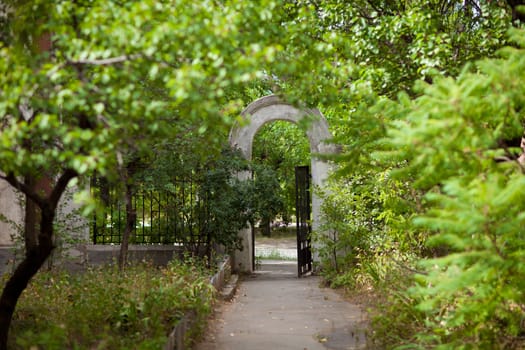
[229,95,336,273]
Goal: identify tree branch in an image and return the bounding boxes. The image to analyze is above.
[0,173,46,208]
[48,169,78,210]
[68,54,140,66]
[388,255,428,276]
[507,0,525,24]
[364,0,385,16]
[17,103,34,122]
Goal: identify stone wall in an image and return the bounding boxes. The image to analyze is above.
[0,181,23,246]
[0,180,89,247]
[0,244,186,276]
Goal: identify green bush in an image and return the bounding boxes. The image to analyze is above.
[6,260,215,349]
[317,27,525,350]
[406,174,525,349]
[314,170,419,290]
[372,28,525,349]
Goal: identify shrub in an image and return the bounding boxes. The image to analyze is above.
[317,25,525,350]
[370,28,525,349]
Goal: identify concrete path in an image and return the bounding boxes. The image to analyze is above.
[196,260,368,350]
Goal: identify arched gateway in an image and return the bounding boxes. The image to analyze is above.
[229,95,336,273]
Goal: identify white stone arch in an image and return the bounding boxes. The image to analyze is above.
[229,95,336,273]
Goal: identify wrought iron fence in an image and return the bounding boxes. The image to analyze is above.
[90,177,210,248]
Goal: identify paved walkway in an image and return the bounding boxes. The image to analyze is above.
[196,260,368,350]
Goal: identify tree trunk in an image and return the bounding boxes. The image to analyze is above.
[0,207,55,350]
[24,175,38,251]
[507,0,525,23]
[119,181,135,270]
[261,217,271,237]
[0,169,76,349]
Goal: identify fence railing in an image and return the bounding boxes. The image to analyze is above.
[91,177,210,248]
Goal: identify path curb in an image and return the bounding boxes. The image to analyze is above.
[165,255,232,350]
[219,274,239,301]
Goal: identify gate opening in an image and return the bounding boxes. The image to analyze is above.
[250,120,310,274]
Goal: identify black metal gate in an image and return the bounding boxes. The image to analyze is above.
[295,166,312,277]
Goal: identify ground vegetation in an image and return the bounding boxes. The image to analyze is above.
[1,0,525,348]
[5,260,214,349]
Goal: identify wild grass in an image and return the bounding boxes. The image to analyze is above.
[4,260,215,349]
[255,248,296,261]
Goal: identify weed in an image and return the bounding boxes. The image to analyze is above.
[6,260,215,349]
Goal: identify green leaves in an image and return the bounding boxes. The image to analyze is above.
[382,41,525,190]
[1,0,326,189]
[376,29,525,349]
[417,173,525,252]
